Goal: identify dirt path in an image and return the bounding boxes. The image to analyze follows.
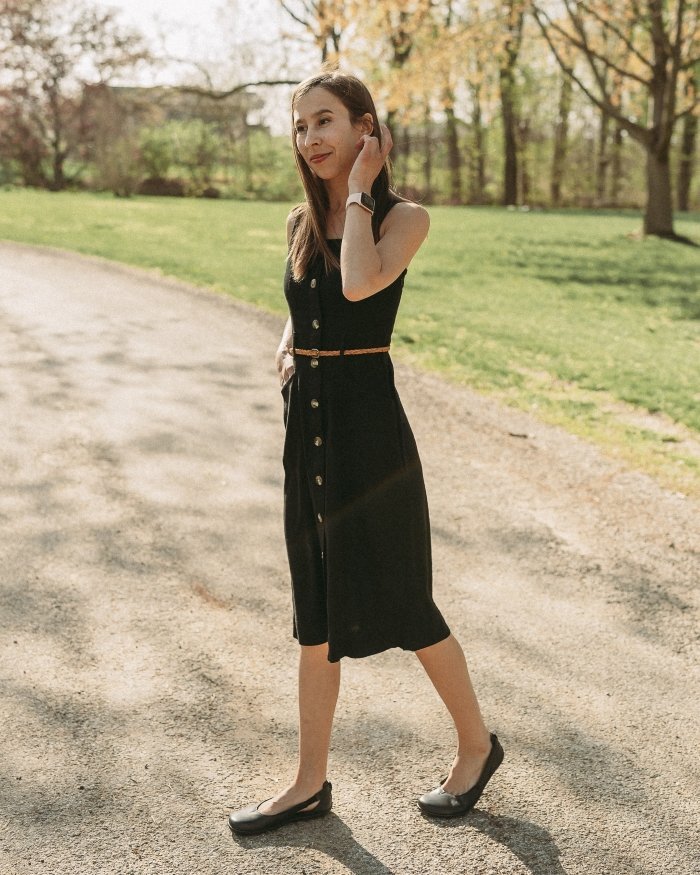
[1,241,698,875]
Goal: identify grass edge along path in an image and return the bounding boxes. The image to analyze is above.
[1,189,698,499]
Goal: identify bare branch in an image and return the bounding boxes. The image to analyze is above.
[647,0,673,61]
[576,0,654,70]
[667,0,686,119]
[673,99,699,122]
[561,0,617,93]
[278,1,312,31]
[176,79,300,101]
[629,0,646,23]
[673,0,686,59]
[535,3,651,87]
[532,5,648,145]
[685,5,700,55]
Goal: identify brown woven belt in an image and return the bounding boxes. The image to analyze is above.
[292,346,390,357]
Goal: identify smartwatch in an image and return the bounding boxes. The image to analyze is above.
[346,192,375,215]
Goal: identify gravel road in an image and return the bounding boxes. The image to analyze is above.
[1,241,698,875]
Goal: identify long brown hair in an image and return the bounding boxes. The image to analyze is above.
[288,69,395,281]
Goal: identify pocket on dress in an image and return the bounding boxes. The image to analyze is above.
[280,374,293,425]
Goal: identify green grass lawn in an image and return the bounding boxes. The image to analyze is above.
[2,188,699,496]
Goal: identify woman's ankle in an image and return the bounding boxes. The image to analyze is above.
[456,732,492,758]
[294,772,328,793]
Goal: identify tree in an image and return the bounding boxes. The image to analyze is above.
[425,0,501,205]
[139,126,175,179]
[430,0,468,204]
[81,83,147,196]
[677,60,698,209]
[498,0,528,205]
[464,2,498,205]
[354,0,434,185]
[277,0,349,63]
[0,0,148,190]
[551,69,573,204]
[532,0,700,238]
[0,96,49,186]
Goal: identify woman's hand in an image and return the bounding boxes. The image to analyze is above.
[276,347,295,387]
[348,123,393,193]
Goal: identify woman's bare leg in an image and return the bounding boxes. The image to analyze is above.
[415,633,493,794]
[258,641,340,814]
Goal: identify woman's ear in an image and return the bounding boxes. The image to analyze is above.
[359,112,374,135]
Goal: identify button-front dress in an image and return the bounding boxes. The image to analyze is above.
[281,198,451,663]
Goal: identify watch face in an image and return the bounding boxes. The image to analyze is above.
[360,192,375,212]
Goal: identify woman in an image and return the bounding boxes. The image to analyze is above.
[228,69,503,836]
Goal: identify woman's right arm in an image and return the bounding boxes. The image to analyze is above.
[275,212,297,385]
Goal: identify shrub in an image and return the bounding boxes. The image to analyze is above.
[137,176,186,197]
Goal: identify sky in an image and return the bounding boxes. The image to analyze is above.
[97,0,261,62]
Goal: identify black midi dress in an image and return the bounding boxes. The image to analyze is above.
[281,200,451,663]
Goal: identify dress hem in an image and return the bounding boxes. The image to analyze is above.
[293,624,451,663]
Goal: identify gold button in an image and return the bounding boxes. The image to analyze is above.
[310,278,317,288]
[312,319,320,329]
[317,513,323,523]
[310,398,319,408]
[310,348,319,357]
[315,475,323,486]
[310,358,319,368]
[314,436,323,446]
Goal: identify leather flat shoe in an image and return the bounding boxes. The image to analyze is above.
[228,781,332,835]
[418,733,503,818]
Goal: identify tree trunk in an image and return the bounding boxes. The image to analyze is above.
[596,108,610,207]
[518,118,531,205]
[422,103,433,202]
[500,64,519,205]
[47,85,66,191]
[644,7,676,236]
[610,124,624,206]
[402,125,411,165]
[243,125,252,191]
[50,147,66,191]
[386,108,403,170]
[445,101,462,204]
[385,109,399,182]
[498,1,524,207]
[20,153,47,188]
[677,107,697,211]
[388,120,408,184]
[551,72,572,206]
[644,145,674,236]
[470,83,486,204]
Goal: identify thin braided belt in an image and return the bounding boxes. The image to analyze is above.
[292,345,390,357]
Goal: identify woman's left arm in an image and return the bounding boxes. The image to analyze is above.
[341,126,430,302]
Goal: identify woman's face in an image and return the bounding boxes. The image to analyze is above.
[293,87,373,181]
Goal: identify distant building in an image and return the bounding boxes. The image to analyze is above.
[77,82,269,193]
[82,82,266,140]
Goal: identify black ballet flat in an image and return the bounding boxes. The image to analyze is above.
[418,733,503,818]
[228,780,332,835]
